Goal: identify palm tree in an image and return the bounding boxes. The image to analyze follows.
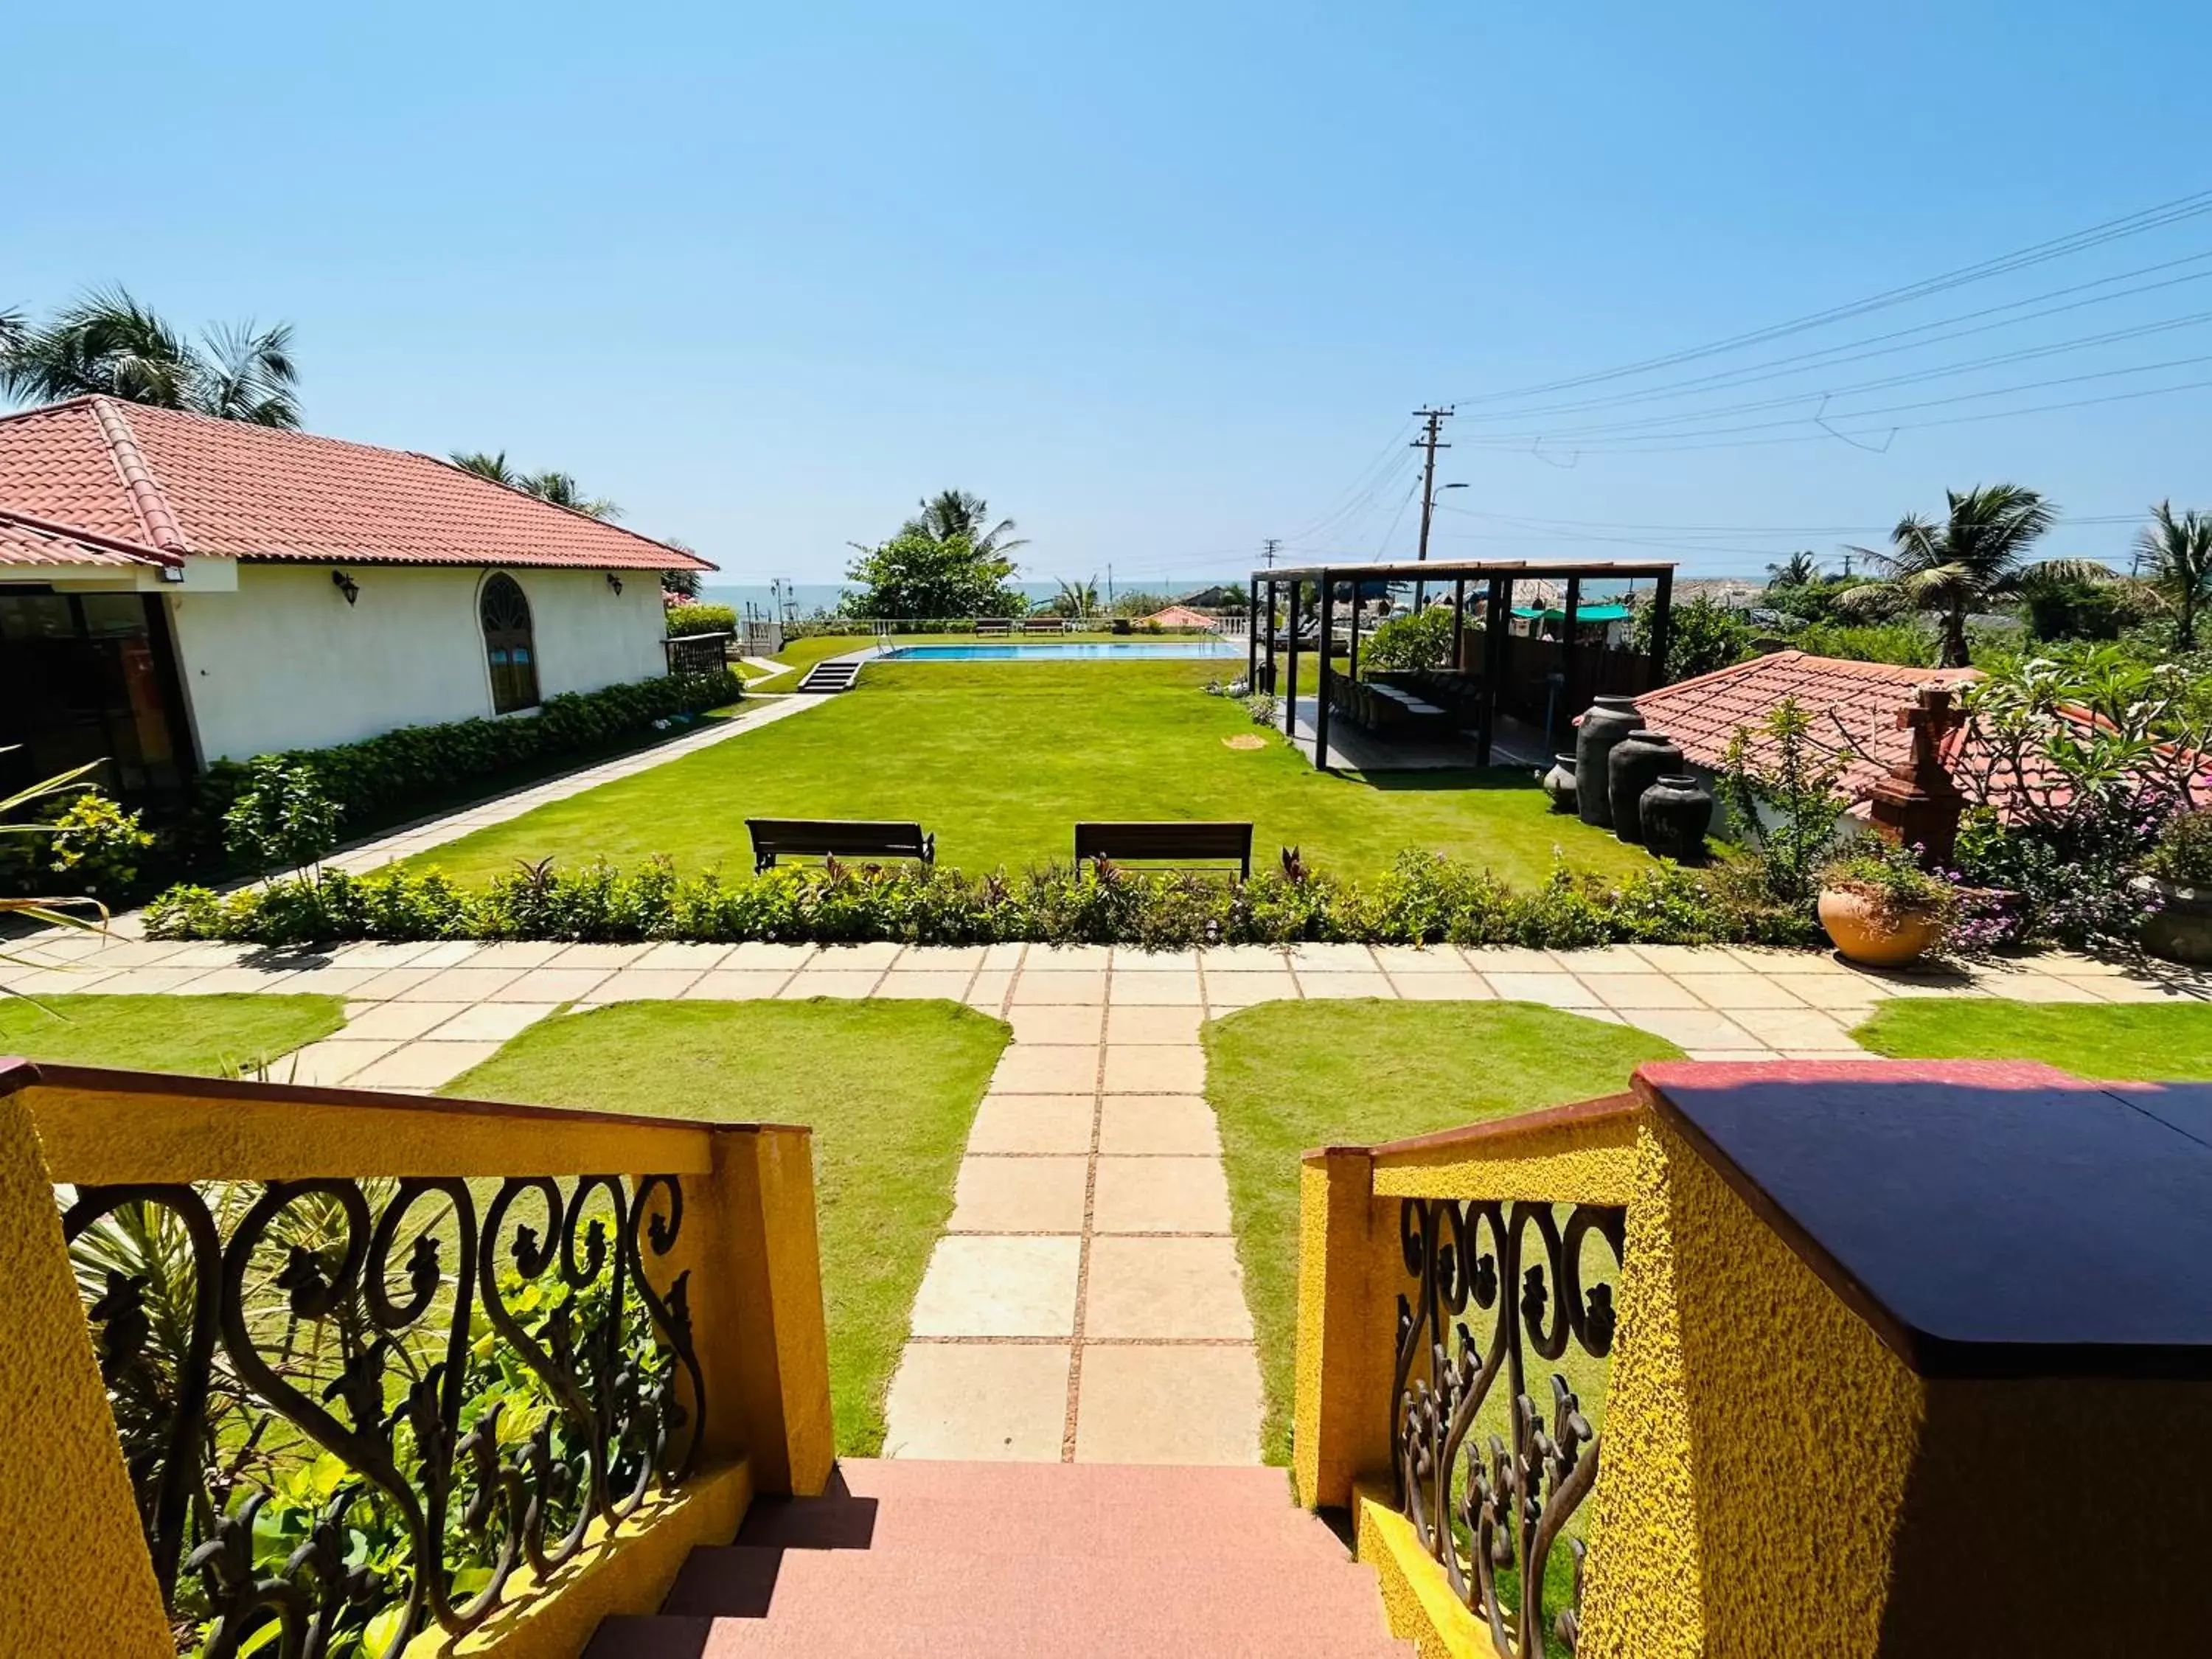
[1840,484,2102,667]
[2138,500,2212,650]
[909,490,1027,560]
[448,452,621,520]
[0,289,301,428]
[1764,550,1821,588]
[1054,575,1100,617]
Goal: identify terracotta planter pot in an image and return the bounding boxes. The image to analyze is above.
[2135,875,2212,965]
[1818,886,1944,967]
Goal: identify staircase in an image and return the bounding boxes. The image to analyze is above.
[796,656,863,693]
[584,1460,1408,1657]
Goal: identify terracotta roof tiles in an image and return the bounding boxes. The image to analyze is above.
[0,397,713,573]
[1632,650,1981,801]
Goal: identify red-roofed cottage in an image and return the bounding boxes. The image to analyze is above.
[0,398,712,801]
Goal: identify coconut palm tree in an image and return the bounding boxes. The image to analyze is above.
[1053,575,1100,618]
[1839,484,2103,667]
[448,453,621,520]
[908,490,1027,561]
[2138,500,2212,650]
[1764,550,1821,588]
[0,290,301,428]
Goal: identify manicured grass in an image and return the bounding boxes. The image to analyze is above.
[1202,999,1682,1464]
[1851,998,2212,1079]
[0,992,346,1076]
[440,998,1009,1455]
[406,660,1651,883]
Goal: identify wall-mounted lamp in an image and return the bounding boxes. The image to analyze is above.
[605,572,625,597]
[159,563,186,584]
[332,568,360,605]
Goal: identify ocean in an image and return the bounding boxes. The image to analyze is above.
[698,578,1245,619]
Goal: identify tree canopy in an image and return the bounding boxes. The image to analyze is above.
[0,288,300,427]
[449,451,621,520]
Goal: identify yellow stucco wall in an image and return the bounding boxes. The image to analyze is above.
[1366,1107,1642,1206]
[0,1093,175,1656]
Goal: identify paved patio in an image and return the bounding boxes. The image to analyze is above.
[7,931,2205,1464]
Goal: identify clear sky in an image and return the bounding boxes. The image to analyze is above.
[7,1,2207,588]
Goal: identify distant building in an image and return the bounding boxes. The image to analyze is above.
[1141,604,1221,630]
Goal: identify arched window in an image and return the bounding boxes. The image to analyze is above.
[481,573,540,712]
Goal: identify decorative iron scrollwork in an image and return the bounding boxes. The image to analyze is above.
[65,1173,703,1658]
[1393,1198,1624,1658]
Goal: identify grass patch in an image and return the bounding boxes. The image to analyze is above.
[1203,999,1681,1464]
[1851,998,2212,1079]
[439,998,1009,1455]
[406,660,1650,884]
[0,993,345,1075]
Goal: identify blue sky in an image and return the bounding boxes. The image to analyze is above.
[7,1,2207,588]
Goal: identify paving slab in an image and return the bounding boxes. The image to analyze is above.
[949,1157,1091,1233]
[884,1344,1073,1461]
[1008,1006,1107,1046]
[1102,1046,1206,1094]
[1091,1157,1232,1234]
[1098,1098,1222,1156]
[874,972,977,1001]
[1105,1006,1205,1046]
[1073,1345,1263,1466]
[991,1046,1102,1093]
[966,1096,1097,1155]
[1083,1237,1253,1340]
[909,1237,1082,1338]
[683,970,793,1000]
[347,1040,502,1091]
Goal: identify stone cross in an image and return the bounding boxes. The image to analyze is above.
[1868,683,1968,868]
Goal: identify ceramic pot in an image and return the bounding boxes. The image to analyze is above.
[2135,875,2212,965]
[1541,754,1578,815]
[1607,729,1684,844]
[1639,772,1713,861]
[1574,695,1641,828]
[1818,886,1944,966]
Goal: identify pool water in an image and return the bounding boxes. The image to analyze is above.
[883,640,1241,661]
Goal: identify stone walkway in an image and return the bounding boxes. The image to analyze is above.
[7,932,2206,1463]
[325,692,828,874]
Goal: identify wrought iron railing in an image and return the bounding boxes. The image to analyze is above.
[66,1172,704,1659]
[1391,1197,1625,1659]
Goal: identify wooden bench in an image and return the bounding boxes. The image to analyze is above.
[1022,616,1070,635]
[974,618,1013,636]
[1075,821,1253,879]
[747,818,936,872]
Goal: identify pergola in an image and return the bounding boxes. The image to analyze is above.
[1246,559,1677,772]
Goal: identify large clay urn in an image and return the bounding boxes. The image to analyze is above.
[1574,696,1641,828]
[1607,729,1685,844]
[1639,772,1714,862]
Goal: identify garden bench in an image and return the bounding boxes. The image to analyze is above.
[1022,616,1071,635]
[748,818,936,872]
[1075,821,1253,879]
[974,618,1013,636]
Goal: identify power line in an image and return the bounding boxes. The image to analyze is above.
[1449,251,2212,426]
[1450,186,2212,406]
[1457,310,2212,445]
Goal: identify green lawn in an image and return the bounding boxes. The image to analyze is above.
[1852,999,2212,1079]
[1202,999,1682,1465]
[0,993,346,1075]
[441,998,1009,1455]
[405,660,1649,883]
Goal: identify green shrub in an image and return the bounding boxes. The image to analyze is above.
[44,790,155,900]
[181,669,742,865]
[144,849,1817,950]
[1789,620,1935,667]
[1820,838,1958,930]
[1636,594,1754,683]
[666,602,737,636]
[2146,809,2212,888]
[223,757,341,878]
[1361,606,1453,672]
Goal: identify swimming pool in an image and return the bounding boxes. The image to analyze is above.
[883,639,1241,661]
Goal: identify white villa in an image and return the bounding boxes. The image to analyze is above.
[0,397,712,802]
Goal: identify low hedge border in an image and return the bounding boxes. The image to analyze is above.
[145,851,1822,951]
[175,668,745,863]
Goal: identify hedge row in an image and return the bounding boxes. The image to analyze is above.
[178,668,744,863]
[146,850,1822,952]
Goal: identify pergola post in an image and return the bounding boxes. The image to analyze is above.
[1478,574,1509,765]
[1246,574,1260,688]
[1558,575,1581,747]
[1284,579,1301,739]
[1450,578,1466,674]
[1648,568,1675,687]
[1315,570,1334,773]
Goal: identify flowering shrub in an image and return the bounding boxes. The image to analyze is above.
[145,849,1819,950]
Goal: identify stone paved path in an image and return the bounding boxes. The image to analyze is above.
[7,932,2205,1461]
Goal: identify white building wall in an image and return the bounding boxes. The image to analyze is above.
[166,563,668,760]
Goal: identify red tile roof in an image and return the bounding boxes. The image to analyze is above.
[0,508,179,570]
[1632,650,1982,801]
[0,397,713,573]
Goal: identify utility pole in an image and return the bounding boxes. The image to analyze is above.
[1411,406,1453,609]
[1262,538,1280,568]
[1841,550,1854,578]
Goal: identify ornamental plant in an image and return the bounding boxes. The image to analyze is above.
[223,757,341,881]
[2145,809,2212,889]
[1818,839,1958,931]
[1716,698,1848,910]
[44,789,155,900]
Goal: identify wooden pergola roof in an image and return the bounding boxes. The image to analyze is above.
[1253,557,1677,582]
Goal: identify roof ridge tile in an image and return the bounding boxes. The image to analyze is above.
[86,397,189,553]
